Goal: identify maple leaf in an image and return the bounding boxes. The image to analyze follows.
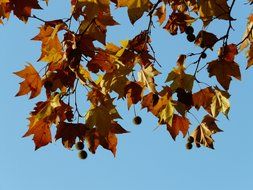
[165,54,194,91]
[86,128,118,156]
[42,69,76,95]
[198,0,231,26]
[85,102,121,136]
[85,121,127,156]
[207,58,241,90]
[10,0,41,22]
[128,31,150,52]
[141,92,159,113]
[191,115,222,149]
[55,122,88,149]
[124,81,144,109]
[157,98,174,126]
[164,12,195,35]
[99,61,131,99]
[32,24,64,64]
[195,30,218,49]
[23,94,61,149]
[176,88,193,110]
[87,50,117,73]
[210,87,230,118]
[218,44,238,62]
[167,114,190,140]
[154,3,166,25]
[193,87,230,118]
[138,64,161,93]
[72,64,91,85]
[14,63,42,99]
[142,86,172,116]
[79,9,118,44]
[117,0,152,24]
[192,87,215,110]
[23,119,52,150]
[141,86,174,126]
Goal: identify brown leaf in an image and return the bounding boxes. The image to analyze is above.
[86,128,119,156]
[207,59,241,90]
[110,122,129,134]
[192,87,215,110]
[124,81,144,109]
[218,44,238,62]
[167,114,190,140]
[10,0,41,22]
[176,88,193,109]
[87,50,116,73]
[55,122,88,149]
[195,30,218,49]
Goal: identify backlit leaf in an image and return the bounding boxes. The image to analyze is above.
[14,63,42,99]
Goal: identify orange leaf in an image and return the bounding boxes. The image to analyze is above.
[23,94,61,149]
[23,119,51,150]
[167,114,190,140]
[14,63,42,99]
[192,87,214,110]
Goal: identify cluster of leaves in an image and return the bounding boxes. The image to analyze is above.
[1,0,253,156]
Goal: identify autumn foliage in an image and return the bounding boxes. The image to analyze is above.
[1,0,253,156]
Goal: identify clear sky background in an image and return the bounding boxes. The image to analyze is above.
[0,1,252,190]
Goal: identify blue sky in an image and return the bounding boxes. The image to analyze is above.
[0,1,252,190]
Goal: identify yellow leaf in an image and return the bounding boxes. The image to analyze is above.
[210,87,230,118]
[138,64,161,93]
[117,0,152,24]
[32,25,64,63]
[158,99,174,126]
[166,55,194,91]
